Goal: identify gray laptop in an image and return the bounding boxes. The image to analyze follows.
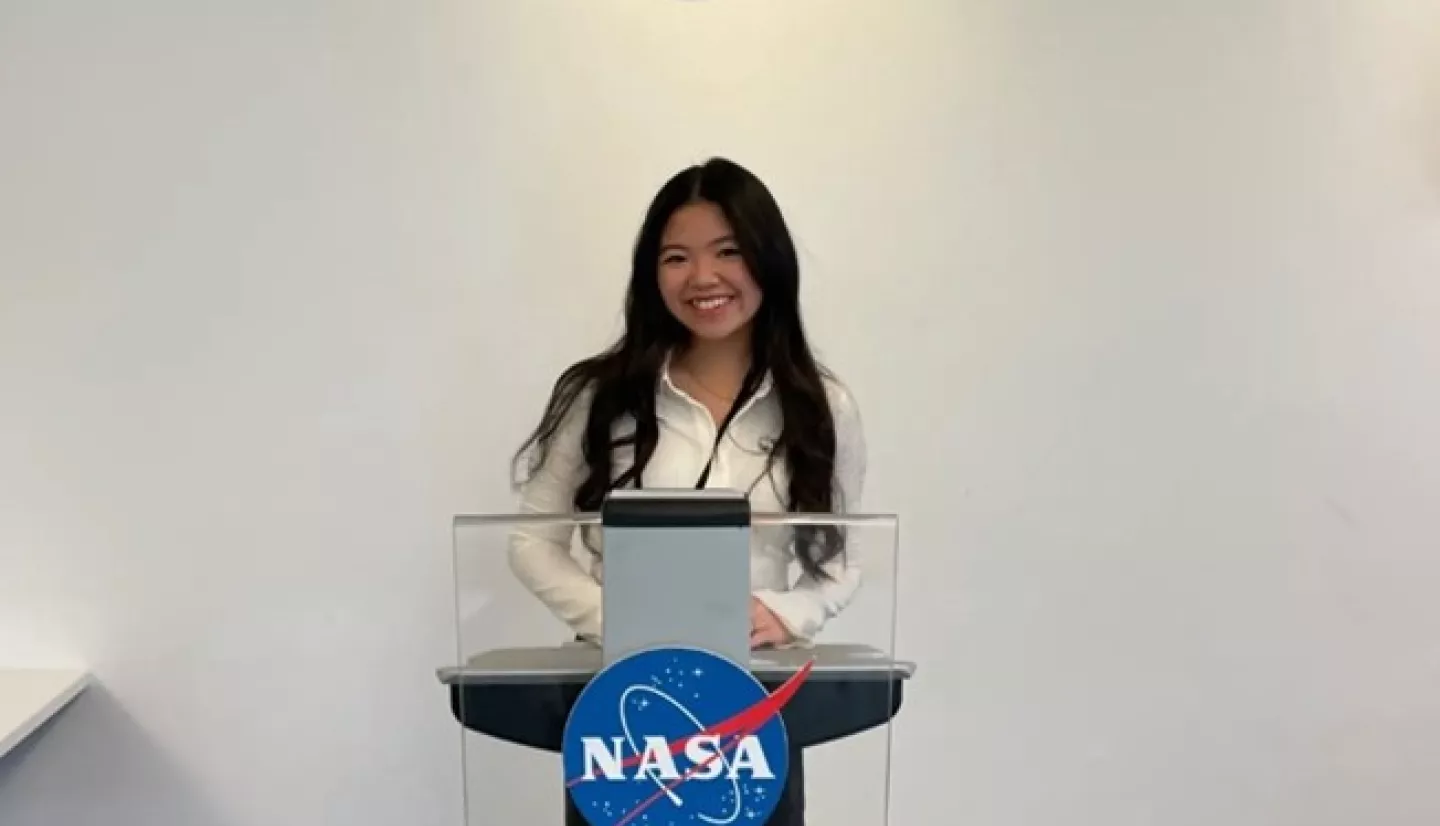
[598,488,752,666]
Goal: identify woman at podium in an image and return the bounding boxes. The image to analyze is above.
[508,157,867,653]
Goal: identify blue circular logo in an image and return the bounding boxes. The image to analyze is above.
[562,646,791,826]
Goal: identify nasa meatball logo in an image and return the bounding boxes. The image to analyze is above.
[562,646,812,826]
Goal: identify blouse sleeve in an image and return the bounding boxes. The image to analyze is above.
[752,380,867,643]
[506,389,605,640]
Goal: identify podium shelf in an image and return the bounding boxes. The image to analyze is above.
[437,642,916,686]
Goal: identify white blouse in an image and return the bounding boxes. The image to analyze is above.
[507,361,867,644]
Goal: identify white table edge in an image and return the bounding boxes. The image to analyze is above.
[0,669,93,761]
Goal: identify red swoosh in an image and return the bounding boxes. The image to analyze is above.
[565,658,812,788]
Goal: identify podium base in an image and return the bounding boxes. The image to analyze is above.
[453,678,902,826]
[443,644,912,825]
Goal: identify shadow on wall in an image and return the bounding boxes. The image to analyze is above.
[1400,5,1440,207]
[0,684,235,826]
[1425,64,1440,205]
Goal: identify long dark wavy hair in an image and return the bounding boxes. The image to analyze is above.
[514,157,844,580]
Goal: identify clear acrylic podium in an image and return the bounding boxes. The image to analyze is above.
[438,493,912,825]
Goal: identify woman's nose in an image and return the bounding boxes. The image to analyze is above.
[690,259,722,284]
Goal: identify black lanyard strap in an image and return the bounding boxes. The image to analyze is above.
[693,368,765,489]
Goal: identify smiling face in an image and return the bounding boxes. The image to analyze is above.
[656,201,764,343]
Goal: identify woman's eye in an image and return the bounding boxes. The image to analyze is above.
[661,254,686,265]
[717,247,741,258]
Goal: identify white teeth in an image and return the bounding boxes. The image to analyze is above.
[692,296,732,311]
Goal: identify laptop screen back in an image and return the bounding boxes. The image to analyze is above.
[599,490,752,667]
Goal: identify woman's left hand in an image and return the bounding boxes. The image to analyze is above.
[750,597,793,648]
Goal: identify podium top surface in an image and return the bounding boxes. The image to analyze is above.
[437,643,915,686]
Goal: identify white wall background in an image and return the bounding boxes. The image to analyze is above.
[3,0,1438,824]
